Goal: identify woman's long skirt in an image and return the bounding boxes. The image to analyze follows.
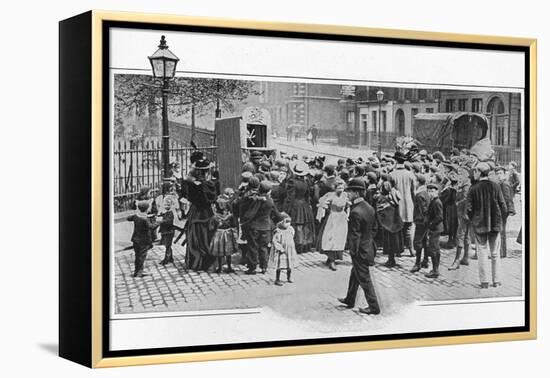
[288,200,315,253]
[187,217,215,271]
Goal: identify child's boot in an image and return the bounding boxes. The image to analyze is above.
[287,269,293,283]
[275,269,283,286]
[225,256,235,273]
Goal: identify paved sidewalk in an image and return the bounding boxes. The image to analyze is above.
[274,138,376,164]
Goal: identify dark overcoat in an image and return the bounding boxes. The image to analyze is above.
[346,198,378,265]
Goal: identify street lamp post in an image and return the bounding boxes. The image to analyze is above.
[148,35,180,179]
[376,90,384,158]
[215,80,222,118]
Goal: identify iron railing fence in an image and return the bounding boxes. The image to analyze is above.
[113,138,217,212]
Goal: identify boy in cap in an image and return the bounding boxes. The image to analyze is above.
[449,176,472,270]
[239,180,285,274]
[410,174,430,273]
[425,183,444,278]
[440,171,459,249]
[127,201,158,277]
[507,161,520,193]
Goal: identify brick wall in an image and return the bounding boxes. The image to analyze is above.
[168,121,216,147]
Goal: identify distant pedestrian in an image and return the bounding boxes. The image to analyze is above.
[306,127,314,145]
[269,213,297,285]
[310,124,319,145]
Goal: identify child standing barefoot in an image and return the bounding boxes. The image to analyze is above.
[269,213,297,286]
[127,200,158,277]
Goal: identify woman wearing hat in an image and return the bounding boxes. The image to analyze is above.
[284,160,315,253]
[185,157,217,271]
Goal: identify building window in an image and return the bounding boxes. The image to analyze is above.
[381,110,387,132]
[458,99,467,111]
[418,89,427,100]
[517,109,521,148]
[426,108,434,113]
[372,111,377,132]
[496,126,505,145]
[404,88,413,99]
[471,98,483,112]
[347,111,355,124]
[445,99,456,112]
[361,114,368,130]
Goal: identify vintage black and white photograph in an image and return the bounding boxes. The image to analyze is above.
[108,27,527,351]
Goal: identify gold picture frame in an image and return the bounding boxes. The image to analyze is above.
[59,9,537,368]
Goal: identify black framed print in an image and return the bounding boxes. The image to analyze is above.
[59,10,537,368]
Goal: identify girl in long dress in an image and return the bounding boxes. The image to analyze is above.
[208,192,238,273]
[316,179,349,271]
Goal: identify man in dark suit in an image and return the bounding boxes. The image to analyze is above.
[338,179,380,315]
[467,162,507,288]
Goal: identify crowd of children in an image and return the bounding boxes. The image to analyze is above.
[126,142,520,289]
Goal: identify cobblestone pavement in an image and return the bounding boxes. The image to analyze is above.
[114,211,523,332]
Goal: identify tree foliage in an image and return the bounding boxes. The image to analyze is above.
[114,74,260,136]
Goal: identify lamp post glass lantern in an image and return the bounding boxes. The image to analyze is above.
[376,90,384,157]
[148,35,180,80]
[148,36,180,179]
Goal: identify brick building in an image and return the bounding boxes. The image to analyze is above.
[254,82,345,136]
[354,86,439,145]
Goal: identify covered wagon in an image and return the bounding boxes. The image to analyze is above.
[413,112,490,156]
